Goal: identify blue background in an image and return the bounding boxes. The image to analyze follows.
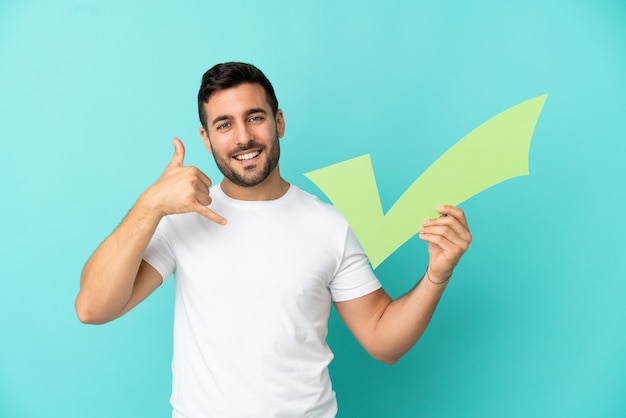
[1,1,625,417]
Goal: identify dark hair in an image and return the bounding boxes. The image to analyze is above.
[197,62,279,129]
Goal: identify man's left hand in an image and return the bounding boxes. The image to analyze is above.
[419,205,472,283]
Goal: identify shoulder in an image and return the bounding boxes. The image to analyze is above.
[289,185,347,223]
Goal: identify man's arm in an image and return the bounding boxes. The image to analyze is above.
[334,205,471,364]
[76,205,166,325]
[75,138,225,324]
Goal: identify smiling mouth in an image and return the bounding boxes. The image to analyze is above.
[234,150,261,161]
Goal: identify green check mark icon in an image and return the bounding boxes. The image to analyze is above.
[305,95,547,269]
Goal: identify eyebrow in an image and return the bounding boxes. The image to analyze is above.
[211,108,268,127]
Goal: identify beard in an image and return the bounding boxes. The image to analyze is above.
[210,132,281,188]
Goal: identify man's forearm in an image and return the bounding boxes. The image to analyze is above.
[370,276,448,364]
[75,199,163,324]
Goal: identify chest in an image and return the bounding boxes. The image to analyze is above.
[168,210,344,311]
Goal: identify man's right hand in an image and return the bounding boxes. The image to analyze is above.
[140,138,227,225]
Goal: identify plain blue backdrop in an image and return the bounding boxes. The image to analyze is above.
[1,1,625,416]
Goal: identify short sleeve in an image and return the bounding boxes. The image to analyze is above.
[329,227,382,302]
[143,218,176,283]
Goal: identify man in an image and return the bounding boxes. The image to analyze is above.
[76,62,472,417]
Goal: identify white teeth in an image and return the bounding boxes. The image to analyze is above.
[235,151,260,161]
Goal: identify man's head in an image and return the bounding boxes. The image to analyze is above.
[198,62,279,130]
[197,63,286,197]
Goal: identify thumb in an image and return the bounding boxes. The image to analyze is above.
[169,137,185,167]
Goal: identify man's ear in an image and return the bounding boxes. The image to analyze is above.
[199,127,213,154]
[276,109,285,138]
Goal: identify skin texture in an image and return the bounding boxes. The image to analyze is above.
[75,82,472,365]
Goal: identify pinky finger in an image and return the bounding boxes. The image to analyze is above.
[195,204,227,225]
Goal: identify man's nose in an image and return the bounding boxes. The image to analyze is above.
[235,123,254,146]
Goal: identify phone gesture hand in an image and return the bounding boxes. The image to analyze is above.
[142,138,226,225]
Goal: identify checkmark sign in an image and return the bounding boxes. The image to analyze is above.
[305,95,547,269]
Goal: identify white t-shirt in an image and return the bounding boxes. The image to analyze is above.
[144,184,381,417]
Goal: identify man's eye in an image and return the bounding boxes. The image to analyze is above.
[249,116,263,122]
[217,122,230,130]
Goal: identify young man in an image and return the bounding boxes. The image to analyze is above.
[76,62,472,417]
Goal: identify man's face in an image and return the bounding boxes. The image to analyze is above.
[200,83,285,188]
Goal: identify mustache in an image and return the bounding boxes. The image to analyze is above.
[231,143,264,154]
[225,131,279,156]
